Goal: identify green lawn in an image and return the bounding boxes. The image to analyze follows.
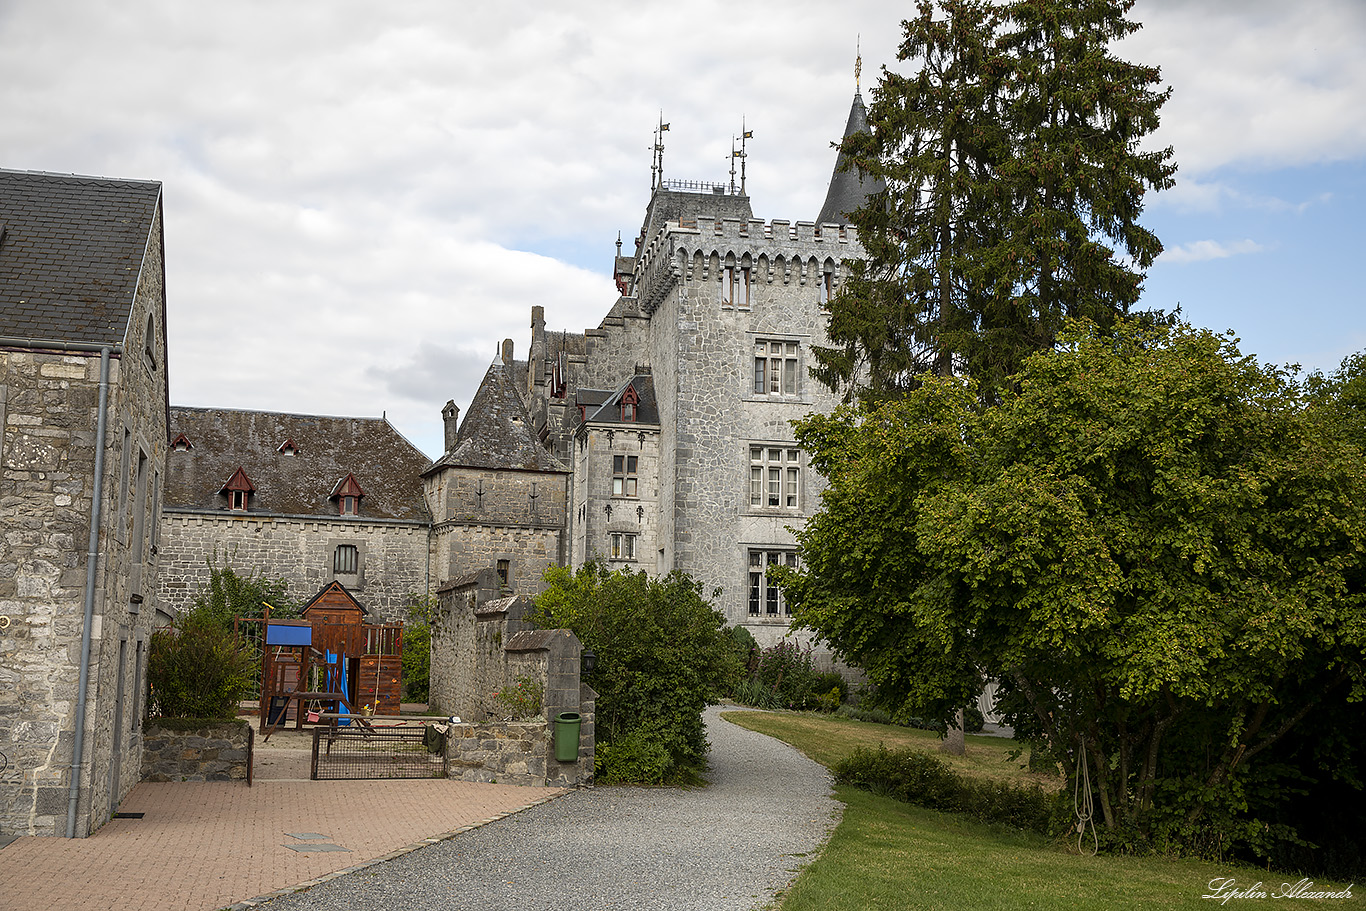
[720,711,1361,910]
[723,710,1063,791]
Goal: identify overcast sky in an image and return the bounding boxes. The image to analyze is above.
[3,0,1363,458]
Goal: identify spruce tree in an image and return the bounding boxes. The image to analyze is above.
[814,0,1176,402]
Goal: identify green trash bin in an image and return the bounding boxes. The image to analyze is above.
[554,712,582,763]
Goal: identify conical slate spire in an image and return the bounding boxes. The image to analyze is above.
[816,91,885,226]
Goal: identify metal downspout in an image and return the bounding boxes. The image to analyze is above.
[67,346,112,838]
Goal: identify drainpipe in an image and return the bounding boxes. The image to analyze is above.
[67,346,112,838]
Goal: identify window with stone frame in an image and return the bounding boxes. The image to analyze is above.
[613,454,638,496]
[753,339,800,396]
[749,550,798,617]
[334,544,359,575]
[610,532,636,561]
[719,264,751,308]
[749,446,801,510]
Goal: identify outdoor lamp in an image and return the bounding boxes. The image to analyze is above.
[581,649,597,676]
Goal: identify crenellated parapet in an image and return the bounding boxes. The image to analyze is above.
[635,216,863,315]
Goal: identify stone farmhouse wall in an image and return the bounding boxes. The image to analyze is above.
[1,216,169,836]
[155,513,430,624]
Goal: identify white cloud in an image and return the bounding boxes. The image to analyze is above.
[1159,239,1267,264]
[1126,0,1366,175]
[1,0,1363,455]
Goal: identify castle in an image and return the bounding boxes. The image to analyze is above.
[428,90,880,649]
[0,87,877,837]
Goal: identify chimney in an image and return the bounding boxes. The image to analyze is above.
[442,400,460,452]
[501,338,514,366]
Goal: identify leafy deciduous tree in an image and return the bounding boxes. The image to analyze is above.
[786,320,1366,854]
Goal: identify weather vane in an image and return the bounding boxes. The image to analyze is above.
[856,36,862,92]
[651,113,670,189]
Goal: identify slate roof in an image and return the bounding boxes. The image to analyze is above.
[0,169,162,346]
[816,92,886,226]
[424,359,568,475]
[583,371,660,426]
[164,407,432,522]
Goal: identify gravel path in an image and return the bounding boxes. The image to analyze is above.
[260,706,839,911]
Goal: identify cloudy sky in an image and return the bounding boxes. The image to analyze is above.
[2,0,1363,457]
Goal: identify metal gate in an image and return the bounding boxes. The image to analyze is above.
[311,723,445,780]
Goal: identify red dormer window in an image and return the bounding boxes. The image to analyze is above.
[621,385,639,422]
[172,434,193,452]
[331,472,365,517]
[278,438,299,456]
[221,466,256,511]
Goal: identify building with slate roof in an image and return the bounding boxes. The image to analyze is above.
[423,351,569,598]
[0,168,169,837]
[500,90,877,653]
[156,407,433,623]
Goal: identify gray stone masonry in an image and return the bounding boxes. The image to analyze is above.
[1,205,169,837]
[425,466,567,598]
[155,512,429,623]
[429,573,592,786]
[140,720,251,782]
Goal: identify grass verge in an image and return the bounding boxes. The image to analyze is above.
[723,711,1360,910]
[723,709,1062,791]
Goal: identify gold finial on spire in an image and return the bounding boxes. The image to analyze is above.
[855,36,862,92]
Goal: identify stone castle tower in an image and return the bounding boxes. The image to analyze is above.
[425,89,883,647]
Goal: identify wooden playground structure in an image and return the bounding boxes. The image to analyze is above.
[251,582,404,739]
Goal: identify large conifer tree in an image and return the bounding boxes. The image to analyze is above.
[814,0,1176,402]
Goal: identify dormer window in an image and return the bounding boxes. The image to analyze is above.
[330,472,365,517]
[621,385,639,422]
[172,434,193,452]
[220,466,256,512]
[278,439,299,456]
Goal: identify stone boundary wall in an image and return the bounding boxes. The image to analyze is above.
[445,695,594,788]
[140,720,251,783]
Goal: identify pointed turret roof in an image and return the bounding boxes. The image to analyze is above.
[816,92,885,226]
[424,358,568,474]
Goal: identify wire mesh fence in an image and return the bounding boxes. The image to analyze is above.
[311,723,445,780]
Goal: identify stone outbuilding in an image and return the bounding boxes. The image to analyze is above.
[423,353,570,599]
[0,168,169,837]
[157,407,433,622]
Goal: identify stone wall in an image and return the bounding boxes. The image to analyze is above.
[1,213,170,837]
[445,701,594,788]
[572,425,661,572]
[425,466,566,598]
[429,573,593,786]
[140,720,251,783]
[155,512,430,623]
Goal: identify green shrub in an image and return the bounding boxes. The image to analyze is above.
[732,677,781,709]
[147,607,256,719]
[834,745,1060,835]
[813,672,848,706]
[813,687,843,713]
[963,705,985,733]
[401,621,430,702]
[594,724,673,785]
[401,593,435,703]
[533,565,741,784]
[491,674,544,721]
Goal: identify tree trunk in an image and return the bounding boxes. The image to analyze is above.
[940,709,966,756]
